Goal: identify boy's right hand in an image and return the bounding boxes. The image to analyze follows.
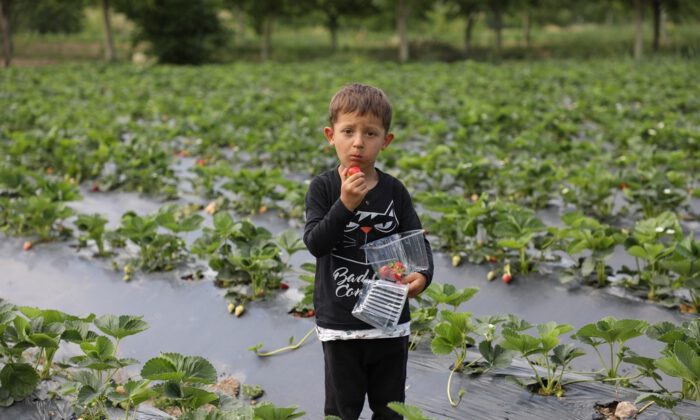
[340,167,367,211]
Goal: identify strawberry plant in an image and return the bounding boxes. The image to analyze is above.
[623,169,688,218]
[409,284,479,350]
[645,319,700,402]
[491,204,546,274]
[659,236,700,312]
[555,212,626,287]
[623,211,682,300]
[572,317,649,383]
[75,213,111,257]
[559,162,619,219]
[430,310,477,406]
[192,213,303,298]
[142,352,220,415]
[101,137,178,198]
[220,168,291,215]
[117,204,203,272]
[65,314,149,419]
[417,192,496,263]
[501,321,585,396]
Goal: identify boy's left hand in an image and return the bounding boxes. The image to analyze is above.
[401,272,427,298]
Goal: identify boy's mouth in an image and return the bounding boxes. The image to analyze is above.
[349,154,363,161]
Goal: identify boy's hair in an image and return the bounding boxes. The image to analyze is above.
[328,83,392,133]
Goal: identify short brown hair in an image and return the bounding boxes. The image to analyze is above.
[328,83,393,132]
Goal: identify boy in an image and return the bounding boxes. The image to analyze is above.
[303,83,434,419]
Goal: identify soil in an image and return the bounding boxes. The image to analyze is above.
[1,186,698,419]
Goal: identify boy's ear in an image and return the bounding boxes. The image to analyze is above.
[323,127,334,144]
[382,133,395,149]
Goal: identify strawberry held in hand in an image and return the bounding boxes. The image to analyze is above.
[345,166,362,179]
[378,260,406,282]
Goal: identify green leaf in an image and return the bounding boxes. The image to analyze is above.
[0,363,39,401]
[94,314,149,339]
[478,341,514,369]
[387,401,437,420]
[141,353,217,384]
[253,402,306,420]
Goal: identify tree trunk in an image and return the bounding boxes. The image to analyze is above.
[101,0,116,62]
[235,5,246,44]
[0,0,12,67]
[492,3,503,56]
[651,0,662,52]
[328,12,338,53]
[261,14,272,61]
[522,9,531,48]
[464,12,476,53]
[396,0,410,63]
[634,0,644,60]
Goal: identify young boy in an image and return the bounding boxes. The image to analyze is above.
[303,83,434,419]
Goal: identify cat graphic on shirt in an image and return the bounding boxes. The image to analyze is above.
[331,200,399,265]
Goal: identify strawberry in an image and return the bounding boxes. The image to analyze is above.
[306,309,315,317]
[345,166,361,180]
[379,265,392,279]
[487,270,497,281]
[227,303,235,313]
[279,282,289,290]
[451,255,461,267]
[234,304,245,317]
[348,166,361,176]
[502,263,513,284]
[22,241,33,251]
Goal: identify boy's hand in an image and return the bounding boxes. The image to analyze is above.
[340,167,367,211]
[401,272,428,298]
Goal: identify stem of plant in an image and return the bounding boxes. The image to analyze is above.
[525,358,546,392]
[254,327,315,357]
[447,352,465,407]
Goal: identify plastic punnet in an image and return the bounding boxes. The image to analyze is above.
[352,230,429,329]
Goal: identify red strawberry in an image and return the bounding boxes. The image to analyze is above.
[279,282,289,290]
[306,309,315,317]
[348,166,361,176]
[23,241,33,251]
[502,273,512,284]
[379,265,391,279]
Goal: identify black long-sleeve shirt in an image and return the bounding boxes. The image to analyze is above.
[304,166,434,330]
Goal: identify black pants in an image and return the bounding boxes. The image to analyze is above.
[322,336,409,420]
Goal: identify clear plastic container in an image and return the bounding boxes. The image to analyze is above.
[361,229,429,280]
[351,279,409,330]
[352,230,429,329]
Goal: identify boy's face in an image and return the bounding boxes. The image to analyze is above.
[324,111,394,171]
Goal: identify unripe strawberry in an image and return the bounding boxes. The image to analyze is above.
[234,304,245,317]
[487,270,497,281]
[451,255,461,267]
[227,303,235,313]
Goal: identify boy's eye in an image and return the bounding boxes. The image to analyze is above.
[367,132,377,137]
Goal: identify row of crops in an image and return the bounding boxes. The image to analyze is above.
[1,59,699,418]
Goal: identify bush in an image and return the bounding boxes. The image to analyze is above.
[116,0,226,64]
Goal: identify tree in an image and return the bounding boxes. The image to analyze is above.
[314,0,376,52]
[0,0,11,67]
[633,0,644,59]
[488,0,513,56]
[116,0,226,64]
[445,0,484,53]
[100,0,116,61]
[239,0,293,61]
